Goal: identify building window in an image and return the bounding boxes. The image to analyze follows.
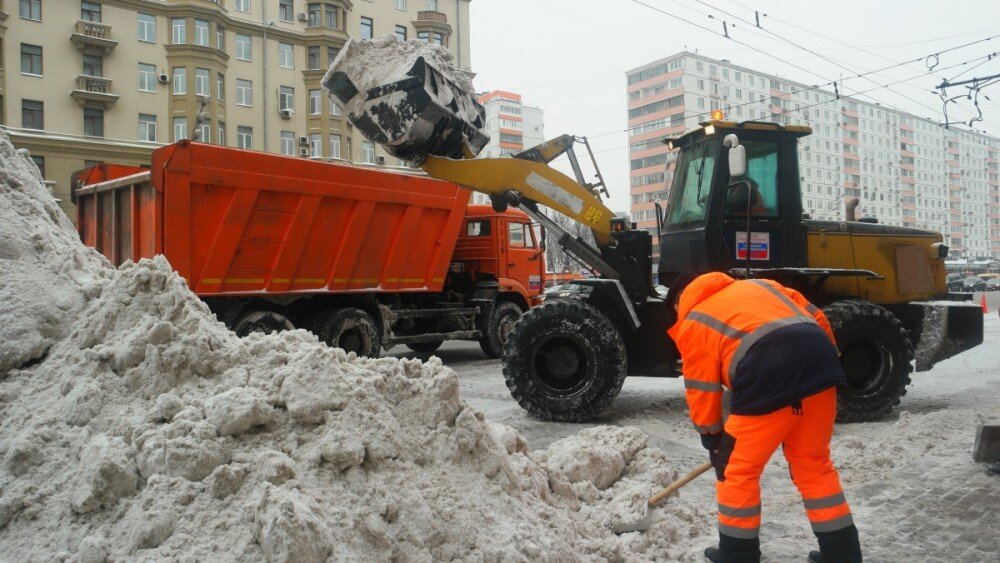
[360,17,373,40]
[308,46,321,69]
[236,79,252,105]
[325,3,337,28]
[310,134,322,157]
[194,19,209,46]
[197,121,211,143]
[31,156,45,178]
[330,134,341,159]
[329,98,341,116]
[327,46,339,65]
[279,86,294,111]
[279,0,294,22]
[172,18,186,44]
[173,117,188,141]
[279,42,294,68]
[137,13,156,42]
[195,68,210,97]
[396,0,406,10]
[218,122,226,145]
[418,31,428,42]
[235,0,249,12]
[309,89,322,115]
[217,25,225,51]
[395,25,407,41]
[237,126,252,150]
[280,131,295,156]
[81,1,101,22]
[172,67,187,94]
[82,55,103,77]
[138,63,156,92]
[236,34,251,60]
[19,0,41,21]
[426,0,438,10]
[307,3,321,26]
[361,141,375,164]
[22,100,43,129]
[83,108,104,137]
[138,114,157,142]
[217,73,225,100]
[21,44,42,75]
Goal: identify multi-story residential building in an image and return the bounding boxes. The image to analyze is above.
[2,0,471,218]
[627,51,1000,269]
[471,90,544,204]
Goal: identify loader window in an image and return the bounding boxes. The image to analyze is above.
[466,220,491,237]
[666,141,715,228]
[725,140,780,218]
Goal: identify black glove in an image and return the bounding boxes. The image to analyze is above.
[706,431,736,482]
[700,432,722,452]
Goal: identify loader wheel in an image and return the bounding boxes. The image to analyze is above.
[479,301,523,358]
[406,341,443,353]
[232,309,295,338]
[316,307,382,358]
[501,299,627,422]
[823,300,913,423]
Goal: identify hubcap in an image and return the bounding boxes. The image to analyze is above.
[337,328,366,355]
[528,333,591,395]
[840,338,890,396]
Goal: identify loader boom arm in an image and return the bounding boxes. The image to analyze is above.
[420,155,617,247]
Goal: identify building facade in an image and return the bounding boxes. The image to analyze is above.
[471,90,543,204]
[2,0,471,218]
[626,51,1000,268]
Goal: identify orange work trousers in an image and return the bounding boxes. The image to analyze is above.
[715,387,854,539]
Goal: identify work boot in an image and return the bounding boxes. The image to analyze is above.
[813,524,862,562]
[703,532,761,562]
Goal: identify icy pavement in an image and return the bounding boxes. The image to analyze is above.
[390,313,1000,561]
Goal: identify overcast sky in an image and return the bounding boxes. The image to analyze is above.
[467,0,1000,212]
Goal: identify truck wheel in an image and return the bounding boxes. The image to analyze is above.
[479,301,523,358]
[406,341,443,353]
[316,307,382,358]
[823,300,914,423]
[232,309,295,338]
[501,300,627,422]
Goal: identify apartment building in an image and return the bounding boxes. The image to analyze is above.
[469,89,544,204]
[626,51,1000,268]
[2,0,471,218]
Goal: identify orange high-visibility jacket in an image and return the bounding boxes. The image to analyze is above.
[667,272,841,435]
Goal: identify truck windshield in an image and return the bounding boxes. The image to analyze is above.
[666,140,716,228]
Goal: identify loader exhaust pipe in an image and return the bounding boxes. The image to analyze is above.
[844,196,860,222]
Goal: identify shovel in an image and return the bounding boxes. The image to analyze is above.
[611,460,714,534]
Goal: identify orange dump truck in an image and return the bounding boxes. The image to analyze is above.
[72,141,546,357]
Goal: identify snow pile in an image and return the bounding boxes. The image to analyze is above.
[0,131,711,560]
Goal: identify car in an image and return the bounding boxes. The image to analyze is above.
[962,276,987,292]
[540,283,591,301]
[987,278,1000,291]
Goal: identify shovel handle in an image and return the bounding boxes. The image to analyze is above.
[648,460,714,507]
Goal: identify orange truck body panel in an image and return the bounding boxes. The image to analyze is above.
[75,141,472,296]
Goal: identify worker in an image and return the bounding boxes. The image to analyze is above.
[666,272,862,563]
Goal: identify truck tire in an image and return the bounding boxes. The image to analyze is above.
[316,307,382,358]
[406,341,443,353]
[232,309,295,338]
[501,299,627,422]
[479,301,524,358]
[822,300,914,423]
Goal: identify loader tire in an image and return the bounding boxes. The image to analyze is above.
[501,299,627,422]
[823,300,913,423]
[232,309,295,338]
[479,301,523,358]
[316,307,382,358]
[406,341,443,353]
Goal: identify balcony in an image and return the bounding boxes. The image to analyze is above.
[70,20,118,56]
[70,75,119,109]
[413,10,452,35]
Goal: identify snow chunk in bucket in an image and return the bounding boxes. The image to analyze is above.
[322,36,488,162]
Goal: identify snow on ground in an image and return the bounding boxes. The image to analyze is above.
[392,314,1000,561]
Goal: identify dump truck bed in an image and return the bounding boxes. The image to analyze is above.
[74,141,471,295]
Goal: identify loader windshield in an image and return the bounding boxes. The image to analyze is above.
[666,140,716,229]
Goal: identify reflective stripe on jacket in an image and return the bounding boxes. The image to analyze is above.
[667,272,846,434]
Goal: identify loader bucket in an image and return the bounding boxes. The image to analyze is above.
[323,39,488,162]
[909,300,985,371]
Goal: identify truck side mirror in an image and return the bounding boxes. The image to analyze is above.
[728,144,746,178]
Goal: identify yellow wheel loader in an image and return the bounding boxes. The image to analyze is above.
[325,41,984,423]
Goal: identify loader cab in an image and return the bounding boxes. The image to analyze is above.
[658,121,811,283]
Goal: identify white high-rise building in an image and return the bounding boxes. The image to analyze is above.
[626,51,1000,265]
[472,90,544,205]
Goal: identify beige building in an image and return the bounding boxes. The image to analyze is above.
[1,0,471,218]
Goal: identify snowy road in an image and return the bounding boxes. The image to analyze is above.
[390,310,1000,561]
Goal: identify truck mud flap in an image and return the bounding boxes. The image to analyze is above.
[908,301,984,371]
